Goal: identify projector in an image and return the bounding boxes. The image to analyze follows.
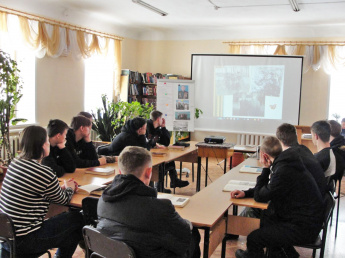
[204,136,226,144]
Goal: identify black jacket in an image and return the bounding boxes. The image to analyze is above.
[65,128,100,168]
[42,145,76,177]
[97,120,149,156]
[97,174,192,258]
[330,135,345,180]
[146,119,171,147]
[253,149,323,229]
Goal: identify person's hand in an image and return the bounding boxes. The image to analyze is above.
[98,157,107,165]
[64,179,77,192]
[57,140,66,149]
[161,118,166,127]
[230,190,245,199]
[155,143,166,149]
[259,151,272,168]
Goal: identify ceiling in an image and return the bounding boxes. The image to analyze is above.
[1,0,345,40]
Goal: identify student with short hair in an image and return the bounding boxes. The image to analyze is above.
[66,115,106,168]
[146,110,189,192]
[235,136,323,258]
[42,119,76,177]
[341,118,345,137]
[78,111,93,120]
[311,120,336,179]
[328,120,345,181]
[97,117,149,156]
[97,146,200,258]
[0,126,83,257]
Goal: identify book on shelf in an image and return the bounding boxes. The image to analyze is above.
[223,180,256,192]
[78,184,107,196]
[85,167,115,176]
[157,194,190,208]
[239,165,263,174]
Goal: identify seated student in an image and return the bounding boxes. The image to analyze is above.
[42,119,76,177]
[97,146,200,258]
[66,115,106,168]
[341,118,345,137]
[147,110,189,191]
[235,136,323,258]
[0,126,83,257]
[97,117,149,156]
[328,120,345,182]
[311,120,336,180]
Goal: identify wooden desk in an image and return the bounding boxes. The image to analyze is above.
[195,142,235,192]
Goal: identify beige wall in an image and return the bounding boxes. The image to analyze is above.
[35,38,330,141]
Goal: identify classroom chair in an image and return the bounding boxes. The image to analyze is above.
[82,197,99,227]
[83,226,135,258]
[0,212,51,258]
[329,169,344,238]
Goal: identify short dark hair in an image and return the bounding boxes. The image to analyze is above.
[78,111,92,119]
[131,117,147,131]
[150,110,163,121]
[119,146,152,177]
[47,119,69,137]
[70,115,92,131]
[311,120,331,142]
[276,123,298,147]
[328,120,341,137]
[260,136,282,159]
[19,126,47,160]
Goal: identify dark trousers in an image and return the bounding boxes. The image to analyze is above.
[247,216,320,254]
[15,211,84,258]
[187,228,201,258]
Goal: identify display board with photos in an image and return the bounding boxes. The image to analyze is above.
[157,79,195,132]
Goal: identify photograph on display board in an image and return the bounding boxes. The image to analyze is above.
[178,85,189,99]
[173,121,188,131]
[175,111,190,120]
[176,100,189,110]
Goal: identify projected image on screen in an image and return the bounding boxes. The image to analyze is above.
[215,65,284,119]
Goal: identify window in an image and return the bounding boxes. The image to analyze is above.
[84,53,115,113]
[328,69,345,121]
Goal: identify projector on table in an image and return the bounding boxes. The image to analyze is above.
[204,136,226,144]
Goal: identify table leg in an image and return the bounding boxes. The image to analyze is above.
[205,157,208,187]
[197,156,201,192]
[203,228,210,258]
[224,158,227,174]
[157,164,165,192]
[180,162,182,180]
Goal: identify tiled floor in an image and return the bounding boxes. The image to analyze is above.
[44,157,345,257]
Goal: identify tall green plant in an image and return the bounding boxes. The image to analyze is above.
[0,50,27,165]
[91,95,153,142]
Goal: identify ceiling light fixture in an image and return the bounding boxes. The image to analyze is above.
[288,0,300,12]
[132,0,168,16]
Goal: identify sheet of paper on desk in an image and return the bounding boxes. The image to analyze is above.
[85,167,115,175]
[223,180,256,192]
[239,165,263,174]
[78,184,107,195]
[157,194,190,208]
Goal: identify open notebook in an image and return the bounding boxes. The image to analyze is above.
[157,194,190,208]
[77,184,107,196]
[223,180,256,192]
[239,165,263,174]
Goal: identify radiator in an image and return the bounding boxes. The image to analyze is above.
[236,134,266,146]
[1,135,20,161]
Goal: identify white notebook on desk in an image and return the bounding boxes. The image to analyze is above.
[239,165,263,174]
[223,180,256,192]
[157,194,190,208]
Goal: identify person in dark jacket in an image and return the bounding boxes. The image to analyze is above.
[146,111,189,192]
[66,115,106,168]
[329,120,345,182]
[97,117,149,156]
[42,119,76,177]
[97,146,200,258]
[235,136,323,258]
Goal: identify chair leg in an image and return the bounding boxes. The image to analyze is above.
[312,249,316,258]
[165,171,168,187]
[192,163,194,182]
[180,162,182,180]
[221,237,227,258]
[335,179,341,237]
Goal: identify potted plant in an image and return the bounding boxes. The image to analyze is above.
[0,50,27,181]
[91,95,153,142]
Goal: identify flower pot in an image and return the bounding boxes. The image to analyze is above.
[0,165,8,182]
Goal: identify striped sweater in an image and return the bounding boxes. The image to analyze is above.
[0,158,74,236]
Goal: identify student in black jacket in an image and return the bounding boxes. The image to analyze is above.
[42,119,76,177]
[329,120,345,181]
[146,111,189,192]
[235,137,323,258]
[66,115,106,168]
[97,117,149,156]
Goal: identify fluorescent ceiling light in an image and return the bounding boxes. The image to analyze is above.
[132,0,168,16]
[288,0,300,12]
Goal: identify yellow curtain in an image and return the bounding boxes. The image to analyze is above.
[274,45,287,55]
[114,39,122,98]
[76,30,90,58]
[229,45,241,54]
[18,17,39,48]
[0,11,7,32]
[293,45,306,56]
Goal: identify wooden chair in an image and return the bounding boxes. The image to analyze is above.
[0,212,51,258]
[83,226,135,258]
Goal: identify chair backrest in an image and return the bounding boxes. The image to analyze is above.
[323,191,335,229]
[83,226,135,258]
[82,196,99,227]
[0,212,16,257]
